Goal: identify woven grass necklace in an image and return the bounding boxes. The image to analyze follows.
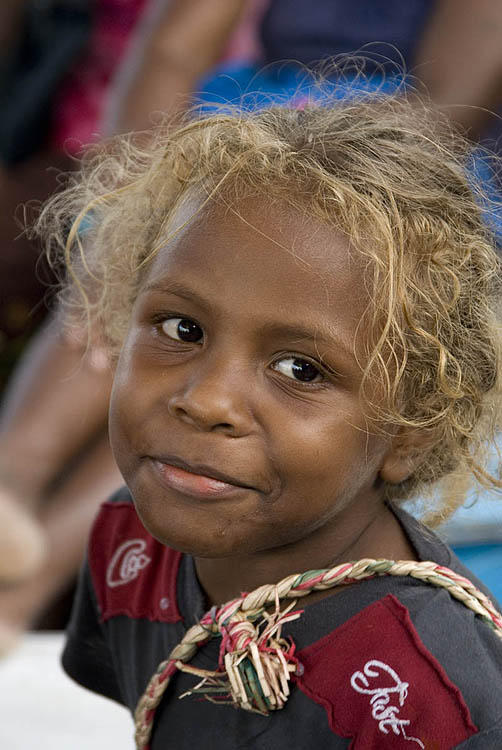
[134,558,502,749]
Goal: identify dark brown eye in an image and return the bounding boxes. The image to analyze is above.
[273,356,322,382]
[161,318,203,343]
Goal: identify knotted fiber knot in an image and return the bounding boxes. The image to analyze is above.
[134,559,502,750]
[178,589,303,714]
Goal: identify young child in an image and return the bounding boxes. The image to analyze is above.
[39,92,502,748]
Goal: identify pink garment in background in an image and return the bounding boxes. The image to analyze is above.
[51,0,269,154]
[51,0,148,152]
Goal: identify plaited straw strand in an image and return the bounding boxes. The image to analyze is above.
[134,559,502,749]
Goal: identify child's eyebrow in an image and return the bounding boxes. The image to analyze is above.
[141,280,201,305]
[259,322,356,364]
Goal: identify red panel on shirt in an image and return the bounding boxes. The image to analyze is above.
[295,594,477,750]
[88,501,183,624]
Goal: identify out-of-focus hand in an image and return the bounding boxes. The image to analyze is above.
[106,0,246,135]
[414,0,502,137]
[0,487,47,584]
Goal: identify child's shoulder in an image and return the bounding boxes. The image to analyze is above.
[87,487,184,624]
[290,507,502,749]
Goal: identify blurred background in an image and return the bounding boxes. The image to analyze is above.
[0,1,501,746]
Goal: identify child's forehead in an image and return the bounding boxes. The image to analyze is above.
[155,191,365,284]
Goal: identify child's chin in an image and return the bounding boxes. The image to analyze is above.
[134,507,248,558]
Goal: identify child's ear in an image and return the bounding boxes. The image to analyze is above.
[379,429,432,485]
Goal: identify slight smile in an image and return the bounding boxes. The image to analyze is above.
[150,456,256,499]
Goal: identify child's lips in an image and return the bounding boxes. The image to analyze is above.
[151,458,255,499]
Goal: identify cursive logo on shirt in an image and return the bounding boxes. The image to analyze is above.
[106,538,151,588]
[350,659,425,747]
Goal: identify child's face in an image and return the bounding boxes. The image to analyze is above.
[109,195,402,559]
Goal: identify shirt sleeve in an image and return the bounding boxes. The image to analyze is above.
[61,554,124,705]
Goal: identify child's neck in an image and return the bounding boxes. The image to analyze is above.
[194,499,417,608]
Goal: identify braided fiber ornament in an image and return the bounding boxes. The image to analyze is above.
[134,559,502,749]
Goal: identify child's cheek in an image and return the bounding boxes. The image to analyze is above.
[108,339,146,472]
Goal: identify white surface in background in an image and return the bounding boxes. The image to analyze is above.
[0,632,134,749]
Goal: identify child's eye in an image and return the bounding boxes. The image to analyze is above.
[272,356,323,383]
[161,317,203,343]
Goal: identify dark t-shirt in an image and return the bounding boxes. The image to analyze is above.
[62,488,502,749]
[260,0,435,69]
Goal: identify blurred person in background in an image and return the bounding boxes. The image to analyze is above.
[0,0,93,622]
[2,0,502,652]
[0,0,259,652]
[0,0,147,650]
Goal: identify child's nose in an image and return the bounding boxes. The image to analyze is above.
[167,358,253,436]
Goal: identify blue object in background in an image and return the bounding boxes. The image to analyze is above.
[196,62,404,113]
[453,544,502,605]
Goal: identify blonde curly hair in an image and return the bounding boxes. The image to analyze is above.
[35,90,502,524]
